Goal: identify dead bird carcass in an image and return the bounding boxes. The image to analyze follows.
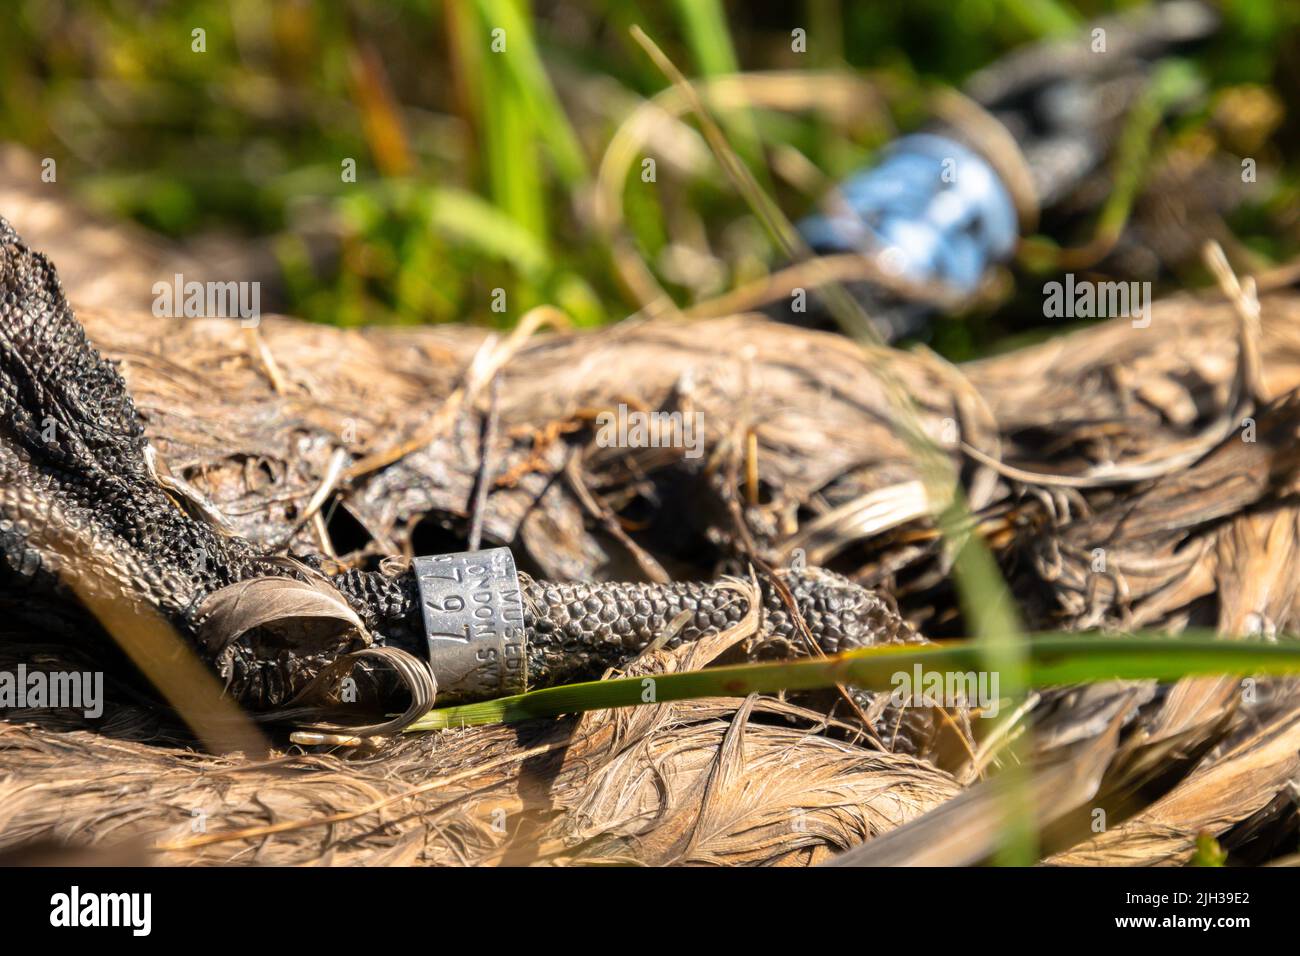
[4,215,1300,864]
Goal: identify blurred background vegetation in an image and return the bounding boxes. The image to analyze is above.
[1,0,1298,357]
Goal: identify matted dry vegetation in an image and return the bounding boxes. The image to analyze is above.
[4,184,1300,865]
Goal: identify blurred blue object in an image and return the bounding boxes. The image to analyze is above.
[798,134,1018,296]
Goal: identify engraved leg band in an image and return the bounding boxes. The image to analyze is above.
[412,548,528,702]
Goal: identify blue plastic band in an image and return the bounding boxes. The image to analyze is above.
[798,134,1019,296]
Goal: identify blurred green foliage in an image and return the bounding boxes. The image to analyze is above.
[1,0,1298,343]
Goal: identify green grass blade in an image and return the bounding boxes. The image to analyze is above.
[670,0,767,180]
[672,0,740,77]
[448,0,547,308]
[996,0,1079,39]
[474,0,588,185]
[427,187,551,276]
[448,1,544,239]
[939,498,1032,862]
[627,20,1038,856]
[1096,59,1201,244]
[406,633,1300,731]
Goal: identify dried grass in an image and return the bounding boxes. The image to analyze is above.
[0,630,958,866]
[6,187,1300,864]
